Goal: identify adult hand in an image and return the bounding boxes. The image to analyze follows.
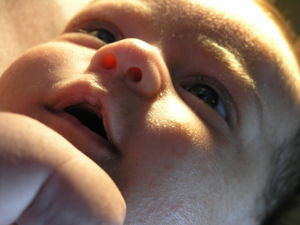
[0,113,125,225]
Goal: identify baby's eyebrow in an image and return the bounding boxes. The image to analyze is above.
[198,35,256,91]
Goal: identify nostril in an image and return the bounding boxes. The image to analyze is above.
[126,67,142,82]
[91,39,163,98]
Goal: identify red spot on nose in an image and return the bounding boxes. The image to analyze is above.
[126,67,142,82]
[101,54,117,70]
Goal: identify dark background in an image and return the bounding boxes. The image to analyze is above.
[272,0,300,34]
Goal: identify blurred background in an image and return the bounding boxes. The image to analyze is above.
[271,0,300,34]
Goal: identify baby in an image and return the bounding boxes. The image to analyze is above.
[0,0,299,224]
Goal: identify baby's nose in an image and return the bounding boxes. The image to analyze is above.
[89,39,164,98]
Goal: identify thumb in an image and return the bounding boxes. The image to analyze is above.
[0,113,125,225]
[18,153,126,225]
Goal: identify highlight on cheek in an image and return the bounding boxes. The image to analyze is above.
[101,53,117,70]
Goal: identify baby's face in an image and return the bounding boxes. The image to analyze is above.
[1,0,300,224]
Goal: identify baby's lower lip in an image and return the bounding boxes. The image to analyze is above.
[47,109,118,161]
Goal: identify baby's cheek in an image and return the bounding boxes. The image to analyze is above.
[118,96,218,194]
[1,44,61,87]
[144,95,214,158]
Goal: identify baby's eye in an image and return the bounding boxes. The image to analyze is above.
[184,84,227,119]
[87,28,116,44]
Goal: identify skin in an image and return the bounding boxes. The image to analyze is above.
[0,0,300,224]
[0,0,90,75]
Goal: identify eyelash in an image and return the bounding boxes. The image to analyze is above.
[74,19,121,45]
[77,27,117,44]
[86,28,117,44]
[181,76,232,121]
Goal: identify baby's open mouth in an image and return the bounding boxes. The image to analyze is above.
[46,84,118,160]
[63,103,108,141]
